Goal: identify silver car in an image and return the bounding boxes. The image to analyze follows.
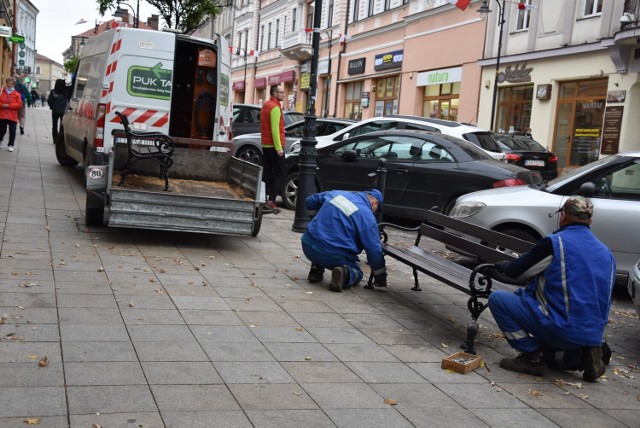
[628,258,640,315]
[232,118,356,165]
[450,152,640,283]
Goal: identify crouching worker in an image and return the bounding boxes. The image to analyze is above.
[301,189,387,292]
[488,195,615,382]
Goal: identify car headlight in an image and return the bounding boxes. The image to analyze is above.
[290,141,301,152]
[450,201,486,218]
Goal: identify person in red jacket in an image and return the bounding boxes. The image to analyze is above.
[260,84,286,210]
[0,77,24,152]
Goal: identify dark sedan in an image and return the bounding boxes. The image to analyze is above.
[281,130,543,218]
[495,133,558,180]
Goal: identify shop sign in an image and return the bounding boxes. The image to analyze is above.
[300,73,310,90]
[232,81,245,90]
[606,90,626,103]
[268,70,296,85]
[601,106,623,155]
[348,58,366,75]
[318,59,330,75]
[0,26,11,37]
[374,50,403,71]
[417,67,462,87]
[498,62,533,83]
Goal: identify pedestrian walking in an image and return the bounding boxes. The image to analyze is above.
[488,195,615,382]
[301,189,387,292]
[41,93,46,107]
[260,84,286,211]
[0,77,24,152]
[30,89,39,108]
[14,76,31,135]
[48,79,68,142]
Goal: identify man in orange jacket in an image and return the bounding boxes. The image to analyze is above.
[0,77,24,152]
[260,84,286,210]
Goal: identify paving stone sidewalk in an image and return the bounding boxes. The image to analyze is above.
[0,108,638,427]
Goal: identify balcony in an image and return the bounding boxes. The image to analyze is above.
[608,0,640,73]
[280,30,312,61]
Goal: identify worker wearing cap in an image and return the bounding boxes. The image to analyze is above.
[489,195,615,382]
[301,189,387,292]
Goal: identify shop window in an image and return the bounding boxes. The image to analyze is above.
[344,81,363,121]
[375,76,400,116]
[583,0,603,17]
[421,82,460,121]
[495,85,533,133]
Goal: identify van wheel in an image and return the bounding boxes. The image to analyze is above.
[55,133,79,167]
[236,145,263,165]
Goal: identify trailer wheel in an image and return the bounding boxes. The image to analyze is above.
[55,132,79,167]
[84,151,105,226]
[251,206,263,237]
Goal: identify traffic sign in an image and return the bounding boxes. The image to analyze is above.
[18,51,25,58]
[9,34,25,43]
[18,59,24,66]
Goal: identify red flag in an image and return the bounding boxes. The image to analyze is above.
[447,0,471,10]
[304,28,313,33]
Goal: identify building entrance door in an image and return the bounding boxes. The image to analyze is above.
[552,79,607,171]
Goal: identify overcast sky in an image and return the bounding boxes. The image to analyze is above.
[32,0,160,65]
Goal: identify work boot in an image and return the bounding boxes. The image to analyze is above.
[329,265,348,292]
[307,264,324,283]
[500,351,548,376]
[581,346,606,382]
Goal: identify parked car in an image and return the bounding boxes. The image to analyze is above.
[281,130,542,213]
[232,103,304,137]
[450,152,640,283]
[628,258,640,315]
[289,115,506,161]
[233,118,356,165]
[495,133,558,180]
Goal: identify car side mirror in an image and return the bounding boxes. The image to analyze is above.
[579,182,595,197]
[342,150,358,161]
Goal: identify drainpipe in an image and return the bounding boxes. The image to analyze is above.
[332,0,350,118]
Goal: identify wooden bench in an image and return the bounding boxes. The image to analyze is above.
[368,210,535,354]
[114,111,175,191]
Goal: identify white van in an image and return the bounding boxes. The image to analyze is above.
[54,28,265,236]
[58,27,231,167]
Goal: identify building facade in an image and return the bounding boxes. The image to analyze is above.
[478,0,639,170]
[0,0,15,81]
[15,0,37,87]
[34,52,65,95]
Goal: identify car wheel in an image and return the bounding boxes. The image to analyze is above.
[281,172,299,210]
[55,132,79,167]
[236,145,263,165]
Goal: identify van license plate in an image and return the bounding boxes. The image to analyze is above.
[525,160,545,166]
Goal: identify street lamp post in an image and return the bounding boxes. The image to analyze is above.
[292,0,323,232]
[115,0,140,28]
[323,29,332,118]
[477,0,505,132]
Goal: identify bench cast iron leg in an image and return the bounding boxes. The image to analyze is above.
[411,268,421,291]
[462,321,479,355]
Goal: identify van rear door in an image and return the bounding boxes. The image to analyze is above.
[214,35,231,143]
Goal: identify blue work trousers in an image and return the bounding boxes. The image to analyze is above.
[302,241,363,287]
[488,290,582,354]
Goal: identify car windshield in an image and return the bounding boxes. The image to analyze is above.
[436,134,494,160]
[545,155,621,191]
[285,112,304,124]
[512,137,547,151]
[463,132,501,152]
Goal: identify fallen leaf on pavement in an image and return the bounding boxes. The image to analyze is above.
[527,388,543,396]
[38,356,49,367]
[128,301,135,308]
[23,418,41,425]
[384,398,398,405]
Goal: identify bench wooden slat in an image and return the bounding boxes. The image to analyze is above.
[423,210,535,254]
